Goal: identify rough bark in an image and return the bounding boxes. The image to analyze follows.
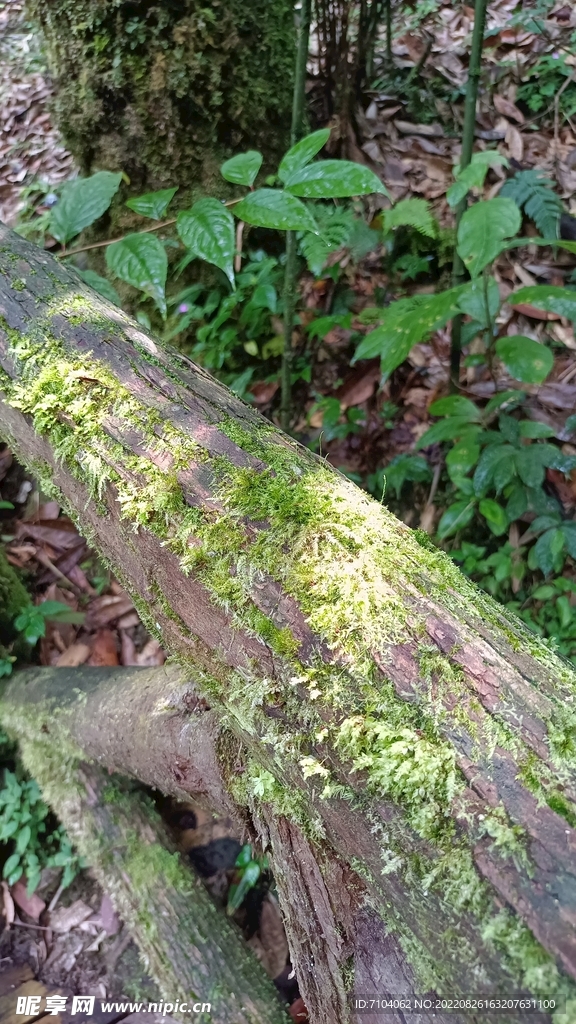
[2,224,576,1021]
[8,731,289,1024]
[27,0,295,189]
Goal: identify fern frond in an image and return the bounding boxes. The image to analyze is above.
[500,170,563,239]
[383,199,438,239]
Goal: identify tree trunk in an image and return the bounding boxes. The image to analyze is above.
[2,223,576,1022]
[27,0,295,190]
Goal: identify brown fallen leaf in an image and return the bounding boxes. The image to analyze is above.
[98,893,120,936]
[1,880,15,926]
[289,998,309,1022]
[335,362,381,410]
[55,642,90,668]
[85,593,134,628]
[511,303,561,321]
[250,381,280,405]
[120,629,138,666]
[11,880,46,922]
[49,898,93,933]
[88,629,119,666]
[494,94,525,124]
[135,638,166,666]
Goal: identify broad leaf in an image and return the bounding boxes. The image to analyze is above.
[518,420,555,439]
[50,171,122,245]
[473,444,516,495]
[417,419,481,449]
[437,501,475,539]
[354,286,466,375]
[457,277,500,328]
[514,446,547,488]
[383,199,437,238]
[534,528,565,576]
[285,161,388,199]
[429,396,482,420]
[221,151,263,188]
[234,189,318,232]
[125,188,178,220]
[562,523,576,560]
[479,498,508,536]
[76,269,121,306]
[177,199,236,287]
[278,130,331,183]
[484,390,526,414]
[447,152,508,209]
[106,233,168,317]
[495,336,553,384]
[508,285,576,323]
[457,198,521,277]
[446,440,481,476]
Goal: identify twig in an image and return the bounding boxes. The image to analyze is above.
[59,218,177,258]
[12,920,52,931]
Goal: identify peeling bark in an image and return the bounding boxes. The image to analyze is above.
[2,225,576,1022]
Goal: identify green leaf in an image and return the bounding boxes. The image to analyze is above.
[457,198,521,277]
[565,414,576,436]
[437,501,475,539]
[106,233,167,317]
[278,130,331,183]
[284,161,388,200]
[447,152,508,209]
[514,446,547,487]
[3,852,21,879]
[416,419,480,450]
[501,170,562,239]
[16,824,31,854]
[50,172,123,245]
[518,420,555,439]
[383,199,437,238]
[235,844,254,868]
[495,336,553,384]
[473,444,515,495]
[429,396,481,420]
[125,188,178,220]
[76,269,121,306]
[508,285,576,322]
[221,151,263,188]
[479,498,508,536]
[534,528,565,576]
[354,286,466,375]
[14,607,46,645]
[227,861,261,915]
[177,199,236,287]
[485,390,526,415]
[446,440,481,476]
[562,523,576,559]
[457,277,501,328]
[234,190,318,233]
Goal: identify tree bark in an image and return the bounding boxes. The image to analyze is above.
[2,224,576,1021]
[27,0,295,189]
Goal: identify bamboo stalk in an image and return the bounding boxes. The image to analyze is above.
[280,0,313,434]
[449,0,489,389]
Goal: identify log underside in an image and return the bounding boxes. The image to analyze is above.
[1,224,576,1023]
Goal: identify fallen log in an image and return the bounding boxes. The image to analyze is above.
[2,224,576,1022]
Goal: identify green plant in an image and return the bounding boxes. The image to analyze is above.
[500,170,563,240]
[0,767,84,893]
[0,600,85,678]
[226,844,268,916]
[518,52,576,121]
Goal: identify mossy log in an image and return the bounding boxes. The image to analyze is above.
[2,224,576,1021]
[27,0,295,189]
[8,728,289,1024]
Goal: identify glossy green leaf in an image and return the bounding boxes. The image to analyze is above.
[508,285,576,322]
[76,269,121,306]
[446,440,481,476]
[416,419,481,449]
[221,151,263,188]
[447,152,508,208]
[106,233,167,317]
[514,446,547,487]
[177,199,236,287]
[479,498,508,536]
[473,444,516,495]
[3,853,21,880]
[234,189,318,232]
[518,420,555,439]
[285,161,388,199]
[485,390,526,415]
[278,130,331,183]
[354,286,466,374]
[562,523,576,559]
[437,501,475,539]
[50,172,122,245]
[457,277,500,327]
[125,188,178,220]
[457,198,521,277]
[534,528,565,576]
[429,396,482,420]
[16,824,31,854]
[227,861,261,915]
[495,335,553,383]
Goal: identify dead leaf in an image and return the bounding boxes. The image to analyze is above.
[1,881,15,926]
[98,893,120,936]
[135,638,165,666]
[55,642,90,667]
[258,895,289,979]
[250,381,279,405]
[494,94,525,123]
[289,998,309,1022]
[511,303,561,321]
[85,593,134,628]
[505,123,524,162]
[335,363,380,409]
[49,898,93,933]
[394,121,444,137]
[120,630,138,666]
[88,629,119,666]
[11,880,46,922]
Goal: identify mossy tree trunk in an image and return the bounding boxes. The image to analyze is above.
[2,225,576,1021]
[28,0,295,189]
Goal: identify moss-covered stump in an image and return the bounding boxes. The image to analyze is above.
[9,736,289,1024]
[27,0,295,189]
[2,225,576,1021]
